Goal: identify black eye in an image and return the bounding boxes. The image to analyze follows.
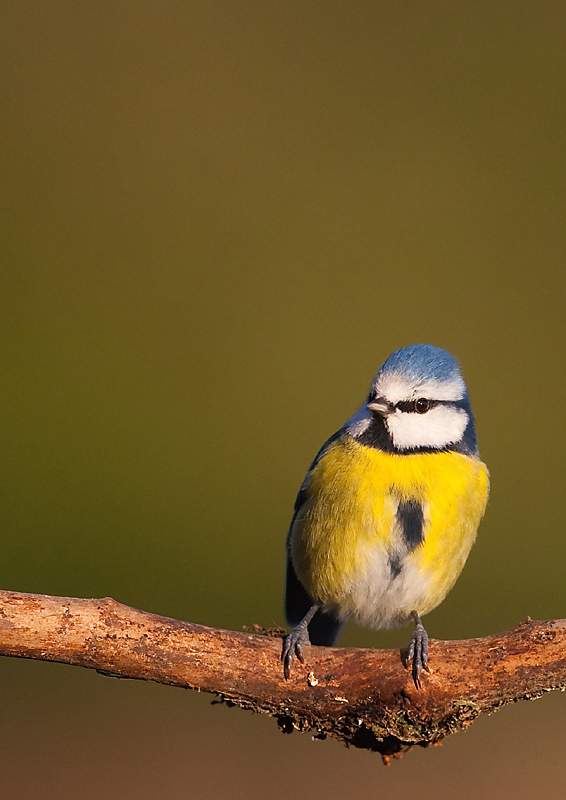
[415,398,430,414]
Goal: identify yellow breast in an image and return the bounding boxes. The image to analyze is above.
[290,436,489,628]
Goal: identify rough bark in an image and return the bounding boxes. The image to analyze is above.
[0,589,564,761]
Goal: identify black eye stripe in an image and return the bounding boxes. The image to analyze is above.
[396,399,438,413]
[367,395,468,413]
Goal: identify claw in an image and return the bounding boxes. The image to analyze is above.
[281,624,310,678]
[406,611,429,689]
[281,604,318,679]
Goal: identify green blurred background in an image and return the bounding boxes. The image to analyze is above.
[1,1,564,797]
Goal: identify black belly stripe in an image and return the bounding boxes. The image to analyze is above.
[388,554,403,579]
[389,500,424,579]
[397,499,425,549]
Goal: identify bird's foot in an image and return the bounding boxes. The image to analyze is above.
[281,621,311,679]
[407,612,429,689]
[281,604,319,679]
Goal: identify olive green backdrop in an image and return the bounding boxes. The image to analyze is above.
[1,2,564,798]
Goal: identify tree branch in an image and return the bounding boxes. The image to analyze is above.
[0,589,564,761]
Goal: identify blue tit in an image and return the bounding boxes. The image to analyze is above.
[282,344,489,687]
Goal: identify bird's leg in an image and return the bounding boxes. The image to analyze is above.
[407,610,430,689]
[281,605,319,679]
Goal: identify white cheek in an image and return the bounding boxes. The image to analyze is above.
[386,406,468,450]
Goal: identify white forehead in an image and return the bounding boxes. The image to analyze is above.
[374,372,466,403]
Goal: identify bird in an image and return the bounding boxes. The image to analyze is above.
[282,344,489,687]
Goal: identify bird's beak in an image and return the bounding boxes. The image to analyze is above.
[367,397,394,417]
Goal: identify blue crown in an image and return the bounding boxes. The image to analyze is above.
[378,344,462,383]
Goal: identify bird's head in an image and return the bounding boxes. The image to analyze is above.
[347,344,477,454]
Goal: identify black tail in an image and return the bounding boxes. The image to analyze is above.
[307,607,343,646]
